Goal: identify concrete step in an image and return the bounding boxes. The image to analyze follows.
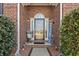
[25,42,51,48]
[26,45,51,48]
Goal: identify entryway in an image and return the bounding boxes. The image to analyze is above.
[27,13,53,45]
[20,3,60,56]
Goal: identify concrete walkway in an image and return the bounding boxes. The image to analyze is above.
[30,48,50,56]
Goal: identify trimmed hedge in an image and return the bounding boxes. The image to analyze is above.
[61,8,79,56]
[0,16,15,56]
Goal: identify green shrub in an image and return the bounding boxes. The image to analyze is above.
[61,8,79,56]
[0,16,15,56]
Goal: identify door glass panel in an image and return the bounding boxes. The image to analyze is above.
[34,18,44,40]
[35,19,43,31]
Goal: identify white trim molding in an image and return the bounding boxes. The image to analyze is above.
[60,3,63,27]
[22,3,59,7]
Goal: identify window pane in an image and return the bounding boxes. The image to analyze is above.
[0,3,3,15]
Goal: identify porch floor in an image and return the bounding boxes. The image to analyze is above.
[20,44,60,56]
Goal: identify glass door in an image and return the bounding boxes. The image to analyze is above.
[34,18,45,40]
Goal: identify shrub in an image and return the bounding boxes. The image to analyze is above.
[0,16,15,56]
[61,8,79,56]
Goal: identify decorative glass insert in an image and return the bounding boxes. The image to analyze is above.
[34,18,45,40]
[35,18,44,32]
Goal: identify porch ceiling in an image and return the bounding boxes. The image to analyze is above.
[22,3,59,7]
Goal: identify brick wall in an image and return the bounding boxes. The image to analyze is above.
[63,3,79,16]
[52,4,60,48]
[3,4,17,23]
[20,4,27,48]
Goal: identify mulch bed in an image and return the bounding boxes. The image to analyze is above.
[20,46,32,56]
[47,46,60,56]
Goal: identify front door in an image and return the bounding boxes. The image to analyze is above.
[34,18,45,40]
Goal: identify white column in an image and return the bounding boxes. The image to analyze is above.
[60,3,63,27]
[15,3,20,56]
[60,3,63,46]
